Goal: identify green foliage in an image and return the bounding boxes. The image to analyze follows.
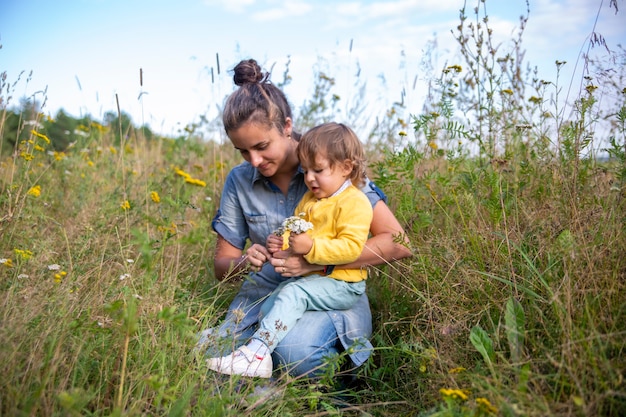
[469,325,496,379]
[504,297,525,365]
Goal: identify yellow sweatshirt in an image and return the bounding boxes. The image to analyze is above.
[295,185,373,282]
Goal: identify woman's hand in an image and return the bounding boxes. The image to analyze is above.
[270,250,323,277]
[245,243,271,272]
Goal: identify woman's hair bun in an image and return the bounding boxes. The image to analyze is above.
[233,59,269,86]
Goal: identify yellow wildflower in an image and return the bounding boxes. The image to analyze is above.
[185,177,207,187]
[150,191,161,203]
[34,144,45,152]
[0,258,13,268]
[448,366,467,374]
[31,130,51,144]
[87,160,94,167]
[447,64,462,73]
[20,152,35,161]
[91,122,107,133]
[158,223,177,235]
[428,141,438,150]
[121,200,131,210]
[53,151,66,161]
[399,131,408,137]
[175,168,192,180]
[54,271,67,284]
[529,96,542,104]
[439,388,469,401]
[14,249,33,261]
[175,167,206,186]
[109,146,117,154]
[476,397,498,414]
[501,89,513,95]
[585,84,598,93]
[27,185,41,197]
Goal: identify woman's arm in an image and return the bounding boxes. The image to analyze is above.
[213,235,271,281]
[342,200,412,268]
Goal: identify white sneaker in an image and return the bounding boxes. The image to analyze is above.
[207,345,273,378]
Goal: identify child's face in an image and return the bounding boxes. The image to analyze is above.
[301,153,352,199]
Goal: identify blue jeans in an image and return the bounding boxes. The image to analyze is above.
[254,276,366,354]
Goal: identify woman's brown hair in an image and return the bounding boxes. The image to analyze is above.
[222,59,297,138]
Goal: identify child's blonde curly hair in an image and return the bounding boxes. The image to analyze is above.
[297,122,366,187]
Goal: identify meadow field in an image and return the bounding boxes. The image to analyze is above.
[1,3,625,416]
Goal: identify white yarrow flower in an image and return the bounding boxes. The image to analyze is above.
[275,215,313,236]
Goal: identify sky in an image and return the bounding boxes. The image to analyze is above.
[1,0,625,137]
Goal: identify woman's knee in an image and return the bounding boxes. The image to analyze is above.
[271,311,340,377]
[273,339,340,378]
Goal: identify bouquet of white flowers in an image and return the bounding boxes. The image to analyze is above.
[274,214,313,250]
[274,215,313,236]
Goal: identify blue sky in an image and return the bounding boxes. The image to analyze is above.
[1,0,624,136]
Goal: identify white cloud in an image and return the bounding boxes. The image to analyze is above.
[364,0,457,18]
[252,1,313,21]
[334,0,458,22]
[203,0,256,13]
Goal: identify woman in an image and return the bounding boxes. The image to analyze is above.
[198,58,411,378]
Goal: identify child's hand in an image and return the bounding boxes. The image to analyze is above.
[266,233,284,254]
[289,232,313,255]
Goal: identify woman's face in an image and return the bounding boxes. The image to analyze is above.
[228,120,294,178]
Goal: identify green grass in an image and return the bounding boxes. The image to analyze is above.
[1,1,625,415]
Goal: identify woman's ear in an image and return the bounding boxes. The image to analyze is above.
[283,117,293,137]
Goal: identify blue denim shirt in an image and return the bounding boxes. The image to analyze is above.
[211,161,387,367]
